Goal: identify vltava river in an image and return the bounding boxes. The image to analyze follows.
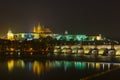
[0,59,120,80]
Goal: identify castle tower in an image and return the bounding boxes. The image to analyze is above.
[33,23,52,35]
[33,25,36,32]
[37,23,43,33]
[7,29,14,40]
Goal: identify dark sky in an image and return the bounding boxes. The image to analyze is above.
[0,0,120,38]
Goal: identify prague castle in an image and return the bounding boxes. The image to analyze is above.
[7,23,55,40]
[7,23,106,42]
[33,23,52,34]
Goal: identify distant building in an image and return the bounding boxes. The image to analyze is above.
[7,29,14,40]
[33,23,52,34]
[6,23,104,41]
[55,34,103,41]
[7,23,56,40]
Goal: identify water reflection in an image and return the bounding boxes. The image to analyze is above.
[7,60,25,72]
[7,60,14,72]
[33,61,44,75]
[1,59,120,79]
[7,60,120,74]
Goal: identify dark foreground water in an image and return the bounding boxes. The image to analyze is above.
[0,59,120,80]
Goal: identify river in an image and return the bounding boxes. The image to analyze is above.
[0,58,120,80]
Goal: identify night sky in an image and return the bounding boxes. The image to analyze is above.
[0,0,120,39]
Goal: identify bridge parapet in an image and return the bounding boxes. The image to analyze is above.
[54,45,120,50]
[54,45,120,55]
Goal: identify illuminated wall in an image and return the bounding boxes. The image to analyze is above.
[7,29,14,40]
[7,32,104,41]
[14,33,41,40]
[55,34,103,41]
[55,35,87,41]
[7,24,104,41]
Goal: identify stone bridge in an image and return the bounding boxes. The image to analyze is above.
[54,45,120,56]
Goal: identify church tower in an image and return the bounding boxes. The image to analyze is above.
[33,25,36,33]
[37,23,43,33]
[7,29,14,40]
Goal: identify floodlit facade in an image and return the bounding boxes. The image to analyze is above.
[7,23,104,41]
[14,33,41,40]
[7,23,56,40]
[33,23,52,34]
[7,29,14,40]
[54,34,103,41]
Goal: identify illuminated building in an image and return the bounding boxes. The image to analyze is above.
[7,29,14,40]
[7,23,56,40]
[55,32,103,42]
[6,23,104,41]
[14,33,41,40]
[33,23,52,35]
[88,34,102,41]
[55,34,87,41]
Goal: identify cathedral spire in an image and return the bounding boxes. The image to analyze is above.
[33,25,36,32]
[37,23,42,33]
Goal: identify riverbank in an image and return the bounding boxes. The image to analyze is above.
[90,66,120,80]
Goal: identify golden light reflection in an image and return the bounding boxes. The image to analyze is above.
[95,63,100,69]
[7,60,14,72]
[16,60,25,68]
[33,61,44,75]
[88,62,101,69]
[45,61,52,70]
[91,63,95,68]
[7,60,25,72]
